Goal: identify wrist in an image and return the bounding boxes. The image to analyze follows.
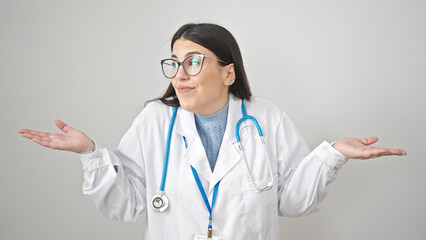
[331,140,344,154]
[79,139,95,154]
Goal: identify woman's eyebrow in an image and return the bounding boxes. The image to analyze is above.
[185,51,202,57]
[171,51,202,59]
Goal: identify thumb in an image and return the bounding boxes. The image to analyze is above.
[360,136,379,146]
[55,119,72,133]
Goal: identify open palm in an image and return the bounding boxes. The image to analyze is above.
[18,120,94,153]
[333,137,406,159]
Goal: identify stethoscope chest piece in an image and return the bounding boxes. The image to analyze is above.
[152,192,169,212]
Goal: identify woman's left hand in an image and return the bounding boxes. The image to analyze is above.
[332,137,407,159]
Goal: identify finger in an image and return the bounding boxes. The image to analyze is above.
[55,119,71,133]
[369,147,407,158]
[30,130,52,137]
[389,148,407,155]
[385,148,407,156]
[20,131,40,139]
[18,129,45,136]
[360,137,379,146]
[18,129,30,134]
[21,132,36,140]
[376,147,407,156]
[20,130,52,140]
[19,129,47,136]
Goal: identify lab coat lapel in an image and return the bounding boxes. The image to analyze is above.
[208,95,244,193]
[174,106,212,183]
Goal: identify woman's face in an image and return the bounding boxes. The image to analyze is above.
[171,38,234,116]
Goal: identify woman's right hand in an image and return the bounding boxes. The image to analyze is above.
[18,120,94,153]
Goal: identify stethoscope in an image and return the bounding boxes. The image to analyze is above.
[152,100,274,213]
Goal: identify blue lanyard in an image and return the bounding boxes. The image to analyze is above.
[183,136,220,235]
[191,167,220,228]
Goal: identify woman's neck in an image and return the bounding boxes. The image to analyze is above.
[194,94,229,116]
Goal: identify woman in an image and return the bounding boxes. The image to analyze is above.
[18,23,406,240]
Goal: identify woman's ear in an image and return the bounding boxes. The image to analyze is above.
[223,63,236,86]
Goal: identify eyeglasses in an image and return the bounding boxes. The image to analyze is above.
[160,54,228,79]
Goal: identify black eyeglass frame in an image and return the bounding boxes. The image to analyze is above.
[160,54,229,79]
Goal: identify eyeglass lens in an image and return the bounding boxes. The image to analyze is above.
[161,55,204,78]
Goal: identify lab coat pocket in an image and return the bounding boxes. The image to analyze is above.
[242,175,278,233]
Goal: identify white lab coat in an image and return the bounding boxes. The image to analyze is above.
[80,94,348,240]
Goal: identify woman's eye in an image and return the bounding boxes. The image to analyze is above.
[189,56,200,66]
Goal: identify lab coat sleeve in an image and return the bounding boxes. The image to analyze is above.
[79,118,146,222]
[276,112,348,217]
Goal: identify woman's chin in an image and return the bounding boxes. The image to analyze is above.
[178,101,195,113]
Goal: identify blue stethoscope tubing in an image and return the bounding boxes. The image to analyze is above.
[151,100,274,213]
[151,107,177,212]
[159,107,178,192]
[236,102,274,192]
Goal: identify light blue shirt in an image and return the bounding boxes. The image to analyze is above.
[194,102,229,172]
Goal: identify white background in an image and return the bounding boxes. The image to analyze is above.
[1,0,425,239]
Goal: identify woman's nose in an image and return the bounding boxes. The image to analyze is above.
[174,64,189,80]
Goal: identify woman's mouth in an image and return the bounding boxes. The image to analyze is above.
[177,86,194,94]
